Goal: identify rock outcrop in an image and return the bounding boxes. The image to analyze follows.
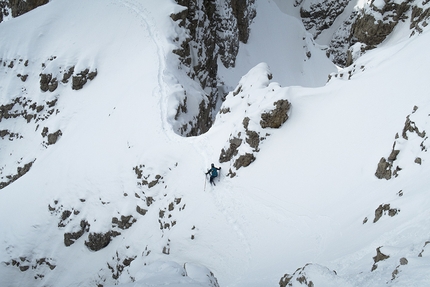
[375,105,428,180]
[217,63,291,177]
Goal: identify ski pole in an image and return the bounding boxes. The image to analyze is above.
[204,173,207,191]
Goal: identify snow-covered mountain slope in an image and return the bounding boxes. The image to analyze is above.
[1,0,430,286]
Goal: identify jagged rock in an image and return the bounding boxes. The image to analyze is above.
[372,247,390,271]
[410,6,430,35]
[47,130,62,145]
[0,160,35,190]
[233,153,255,169]
[388,149,400,162]
[72,68,97,90]
[243,117,260,151]
[260,99,291,129]
[46,98,58,108]
[4,0,48,18]
[0,103,13,121]
[0,129,21,140]
[0,2,10,23]
[326,0,422,67]
[148,174,163,188]
[299,0,350,38]
[41,127,49,137]
[84,230,120,251]
[40,73,58,92]
[418,241,430,257]
[219,136,242,163]
[375,106,429,179]
[279,263,346,287]
[0,129,8,138]
[17,73,28,82]
[146,196,154,207]
[64,220,90,247]
[183,262,221,287]
[352,14,394,49]
[373,204,399,223]
[136,205,148,216]
[402,115,426,140]
[162,239,171,254]
[375,157,392,180]
[62,66,74,83]
[230,0,256,44]
[170,0,256,136]
[400,257,408,265]
[112,215,136,230]
[245,129,260,151]
[61,210,72,221]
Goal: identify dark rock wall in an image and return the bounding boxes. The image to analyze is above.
[0,0,48,23]
[299,0,350,38]
[171,0,256,136]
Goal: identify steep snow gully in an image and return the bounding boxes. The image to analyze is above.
[116,0,174,137]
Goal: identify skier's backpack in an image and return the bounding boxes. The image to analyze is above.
[212,168,218,177]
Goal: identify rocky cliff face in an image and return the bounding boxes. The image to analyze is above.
[169,0,430,137]
[295,0,430,67]
[0,0,48,22]
[170,0,256,136]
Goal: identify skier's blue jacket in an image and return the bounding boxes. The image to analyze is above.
[210,167,218,177]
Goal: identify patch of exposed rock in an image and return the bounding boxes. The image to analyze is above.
[85,231,121,252]
[64,220,90,247]
[279,263,347,287]
[373,203,399,223]
[371,247,390,271]
[40,73,58,92]
[5,256,56,275]
[72,68,98,90]
[0,160,35,190]
[375,106,428,180]
[260,99,291,129]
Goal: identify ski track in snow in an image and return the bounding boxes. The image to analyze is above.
[115,0,173,139]
[213,181,252,254]
[116,1,265,276]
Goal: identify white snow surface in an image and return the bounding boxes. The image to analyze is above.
[0,0,430,286]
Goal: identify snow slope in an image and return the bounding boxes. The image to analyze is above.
[1,0,430,287]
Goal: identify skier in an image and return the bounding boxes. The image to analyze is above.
[206,163,221,186]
